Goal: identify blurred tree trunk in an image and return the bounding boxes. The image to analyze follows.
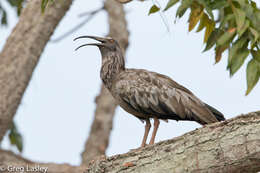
[1,111,260,173]
[0,0,73,142]
[81,0,129,165]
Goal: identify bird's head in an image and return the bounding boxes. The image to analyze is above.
[74,35,125,88]
[74,35,120,54]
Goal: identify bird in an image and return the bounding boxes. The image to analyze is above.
[74,35,225,148]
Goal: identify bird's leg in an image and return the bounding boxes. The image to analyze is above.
[141,119,151,147]
[149,118,160,145]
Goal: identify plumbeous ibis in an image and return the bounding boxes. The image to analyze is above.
[74,36,225,147]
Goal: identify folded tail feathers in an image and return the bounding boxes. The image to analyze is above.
[205,103,225,122]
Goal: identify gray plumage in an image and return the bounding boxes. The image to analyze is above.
[74,36,225,147]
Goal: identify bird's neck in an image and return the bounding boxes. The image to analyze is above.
[100,51,125,90]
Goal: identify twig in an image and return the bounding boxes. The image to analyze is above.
[78,7,104,18]
[50,7,104,43]
[152,0,170,32]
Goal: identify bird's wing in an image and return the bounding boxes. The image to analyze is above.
[113,69,218,124]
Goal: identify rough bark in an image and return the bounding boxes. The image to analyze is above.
[84,111,260,173]
[1,111,259,173]
[81,0,129,165]
[0,0,73,141]
[0,149,85,173]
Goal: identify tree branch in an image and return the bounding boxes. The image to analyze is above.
[1,111,259,173]
[80,0,129,165]
[0,0,73,142]
[84,111,260,173]
[0,149,85,173]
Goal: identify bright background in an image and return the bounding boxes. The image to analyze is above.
[0,0,259,165]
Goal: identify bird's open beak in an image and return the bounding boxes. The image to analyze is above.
[73,35,106,51]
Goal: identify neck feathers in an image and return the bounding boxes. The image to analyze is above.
[100,50,125,90]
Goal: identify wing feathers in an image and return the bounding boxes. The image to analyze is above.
[114,69,223,124]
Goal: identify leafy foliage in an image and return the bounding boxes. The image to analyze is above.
[0,0,53,27]
[151,0,260,95]
[148,5,160,15]
[8,121,23,152]
[0,0,25,26]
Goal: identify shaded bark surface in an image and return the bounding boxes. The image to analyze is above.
[0,0,73,141]
[85,111,260,173]
[81,0,129,165]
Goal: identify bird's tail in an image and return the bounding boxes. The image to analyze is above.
[205,103,225,121]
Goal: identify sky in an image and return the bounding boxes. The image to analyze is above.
[0,0,259,165]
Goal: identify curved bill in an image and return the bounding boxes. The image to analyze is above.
[75,43,103,51]
[73,35,107,42]
[74,35,108,51]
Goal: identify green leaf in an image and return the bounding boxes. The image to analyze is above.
[251,50,260,63]
[8,122,23,152]
[233,7,246,34]
[6,0,25,16]
[249,27,259,47]
[196,13,207,32]
[17,0,24,16]
[176,0,192,18]
[41,0,49,13]
[9,133,23,152]
[250,11,260,32]
[238,19,249,37]
[246,58,260,95]
[215,44,229,64]
[233,0,247,7]
[204,29,224,52]
[244,4,254,20]
[219,14,235,29]
[251,1,257,10]
[1,10,7,25]
[228,36,248,68]
[209,0,228,10]
[204,8,214,20]
[164,0,179,11]
[217,28,236,46]
[203,14,215,43]
[148,5,160,15]
[230,48,249,76]
[197,0,214,20]
[188,3,204,31]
